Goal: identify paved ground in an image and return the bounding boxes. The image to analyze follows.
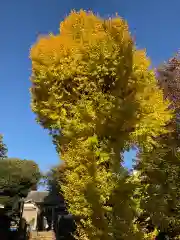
[30,231,55,240]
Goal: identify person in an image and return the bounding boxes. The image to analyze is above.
[155,232,169,240]
[0,210,11,240]
[58,215,76,239]
[44,216,49,230]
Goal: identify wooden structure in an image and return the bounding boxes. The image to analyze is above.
[23,191,66,231]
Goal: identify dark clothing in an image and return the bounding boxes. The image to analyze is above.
[0,215,10,240]
[0,214,11,231]
[58,216,76,239]
[155,232,169,240]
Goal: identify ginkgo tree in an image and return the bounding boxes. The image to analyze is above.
[30,10,172,239]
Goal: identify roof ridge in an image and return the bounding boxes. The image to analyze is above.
[29,190,49,193]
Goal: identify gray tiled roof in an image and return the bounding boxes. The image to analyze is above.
[25,191,49,203]
[25,191,64,205]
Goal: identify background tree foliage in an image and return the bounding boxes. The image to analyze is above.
[0,134,7,159]
[0,158,41,208]
[46,164,66,196]
[30,10,172,239]
[134,54,180,239]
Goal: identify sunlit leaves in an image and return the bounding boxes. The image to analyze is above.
[30,10,172,239]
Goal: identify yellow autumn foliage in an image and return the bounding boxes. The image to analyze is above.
[30,10,173,239]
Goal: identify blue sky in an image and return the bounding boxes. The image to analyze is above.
[0,0,180,173]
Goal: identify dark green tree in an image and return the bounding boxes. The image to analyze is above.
[135,54,180,239]
[0,135,7,159]
[46,165,63,195]
[46,164,66,208]
[0,158,41,207]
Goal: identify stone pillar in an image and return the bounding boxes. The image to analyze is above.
[34,206,38,230]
